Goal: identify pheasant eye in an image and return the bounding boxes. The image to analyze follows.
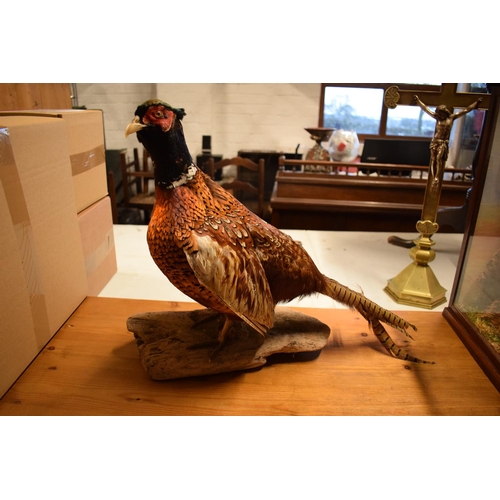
[154,110,163,118]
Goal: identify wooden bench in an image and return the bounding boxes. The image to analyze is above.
[270,157,473,232]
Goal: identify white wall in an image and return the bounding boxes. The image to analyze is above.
[75,83,156,152]
[75,83,321,161]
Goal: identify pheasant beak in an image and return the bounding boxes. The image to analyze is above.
[125,116,146,137]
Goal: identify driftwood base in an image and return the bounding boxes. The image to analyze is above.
[127,307,331,380]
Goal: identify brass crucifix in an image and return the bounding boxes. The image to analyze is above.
[384,83,489,309]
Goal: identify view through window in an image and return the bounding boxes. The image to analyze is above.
[320,83,488,167]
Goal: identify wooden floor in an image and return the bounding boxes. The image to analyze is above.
[1,297,499,416]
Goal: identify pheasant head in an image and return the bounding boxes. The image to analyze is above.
[125,99,193,187]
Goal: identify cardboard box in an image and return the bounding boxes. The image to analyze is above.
[78,196,117,296]
[0,183,39,398]
[0,115,88,397]
[0,109,108,213]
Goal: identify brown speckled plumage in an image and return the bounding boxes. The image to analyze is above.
[126,99,433,363]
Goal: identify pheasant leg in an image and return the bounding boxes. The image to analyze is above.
[190,309,223,330]
[209,317,235,360]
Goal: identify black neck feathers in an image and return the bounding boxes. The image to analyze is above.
[137,120,193,186]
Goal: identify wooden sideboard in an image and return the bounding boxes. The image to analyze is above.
[270,157,472,232]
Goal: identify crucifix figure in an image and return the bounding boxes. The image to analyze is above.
[384,84,489,225]
[414,95,482,186]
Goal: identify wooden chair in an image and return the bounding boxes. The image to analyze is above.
[207,156,266,218]
[119,148,155,221]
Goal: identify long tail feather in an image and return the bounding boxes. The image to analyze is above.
[324,277,435,364]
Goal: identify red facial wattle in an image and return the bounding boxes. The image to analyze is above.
[142,105,175,132]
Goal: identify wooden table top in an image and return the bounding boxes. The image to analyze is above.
[1,297,499,416]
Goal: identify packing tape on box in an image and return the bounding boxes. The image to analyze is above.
[0,128,51,348]
[70,144,105,176]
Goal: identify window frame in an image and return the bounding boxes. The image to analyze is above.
[319,83,443,142]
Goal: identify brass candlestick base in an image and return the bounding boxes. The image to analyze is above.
[385,264,447,309]
[384,221,447,309]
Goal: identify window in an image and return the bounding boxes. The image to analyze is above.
[319,83,488,167]
[320,83,443,140]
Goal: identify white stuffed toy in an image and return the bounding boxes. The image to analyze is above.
[328,129,360,162]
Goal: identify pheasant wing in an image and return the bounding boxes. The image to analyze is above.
[184,231,274,336]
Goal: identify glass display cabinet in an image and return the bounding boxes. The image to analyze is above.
[443,84,500,392]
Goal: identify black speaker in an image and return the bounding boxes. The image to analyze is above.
[202,135,211,154]
[361,138,431,166]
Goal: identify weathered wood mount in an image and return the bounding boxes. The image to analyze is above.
[270,157,472,232]
[128,307,331,380]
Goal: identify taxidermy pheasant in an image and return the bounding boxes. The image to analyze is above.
[125,99,433,364]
